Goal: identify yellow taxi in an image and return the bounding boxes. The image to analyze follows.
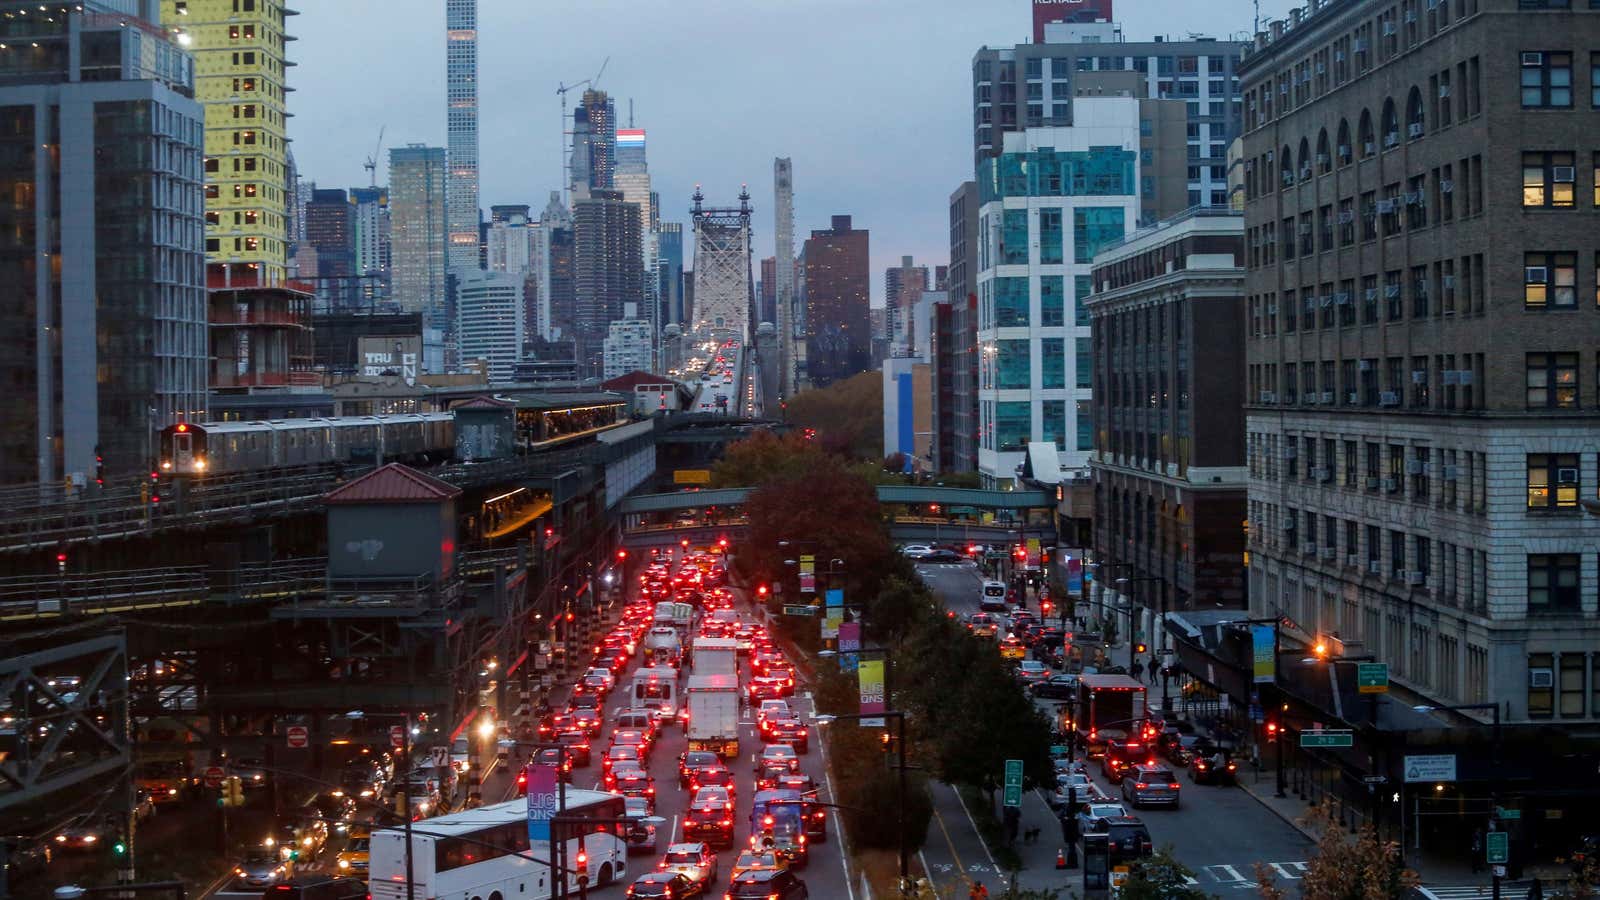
[998,636,1027,660]
[730,848,787,881]
[334,836,369,877]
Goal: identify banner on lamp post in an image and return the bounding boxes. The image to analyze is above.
[1251,625,1276,684]
[525,763,559,843]
[837,622,860,672]
[859,658,886,727]
[799,555,816,593]
[821,587,843,639]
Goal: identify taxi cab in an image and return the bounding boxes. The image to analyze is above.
[999,636,1027,660]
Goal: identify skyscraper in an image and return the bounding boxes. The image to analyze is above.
[349,186,391,306]
[455,271,523,385]
[656,222,684,327]
[801,215,871,387]
[2,1,207,484]
[535,192,576,342]
[613,128,658,339]
[573,190,644,377]
[774,158,797,395]
[946,181,980,473]
[305,188,355,306]
[570,90,616,202]
[389,145,448,369]
[161,0,295,284]
[445,0,481,275]
[759,257,778,324]
[885,255,931,357]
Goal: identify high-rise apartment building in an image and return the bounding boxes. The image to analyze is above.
[603,319,654,381]
[161,0,295,284]
[613,128,659,340]
[657,222,685,327]
[760,257,778,324]
[573,190,644,377]
[388,145,448,370]
[946,181,981,472]
[2,1,207,484]
[570,90,616,202]
[973,27,1247,213]
[347,186,391,308]
[1239,0,1600,723]
[535,192,576,342]
[455,270,523,385]
[801,215,871,387]
[444,0,480,275]
[774,158,798,395]
[305,188,354,302]
[886,255,932,356]
[974,106,1140,488]
[486,208,535,275]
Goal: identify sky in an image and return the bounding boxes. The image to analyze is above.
[288,0,1298,307]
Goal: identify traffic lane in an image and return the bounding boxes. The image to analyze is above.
[1035,697,1313,894]
[913,561,984,617]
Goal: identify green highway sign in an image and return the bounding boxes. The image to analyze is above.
[1495,807,1522,821]
[1300,730,1354,749]
[1003,758,1024,808]
[784,605,817,616]
[1486,831,1509,864]
[1357,662,1390,694]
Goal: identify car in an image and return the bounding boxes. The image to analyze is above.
[921,549,964,563]
[571,707,603,736]
[1030,673,1080,699]
[334,837,370,875]
[1050,772,1102,809]
[966,613,1000,639]
[1096,816,1154,864]
[53,814,116,853]
[624,796,659,854]
[731,849,786,881]
[569,690,603,712]
[132,788,157,823]
[682,805,736,848]
[1162,733,1211,767]
[766,668,798,694]
[660,842,719,890]
[747,676,791,702]
[1015,660,1049,684]
[765,717,810,753]
[311,792,358,833]
[679,750,720,788]
[1101,738,1151,784]
[605,743,644,774]
[691,785,734,812]
[581,671,614,696]
[1076,801,1129,836]
[628,871,696,898]
[556,730,592,767]
[755,763,790,792]
[233,845,292,886]
[532,747,574,783]
[1188,748,1237,785]
[998,637,1027,660]
[756,700,792,734]
[725,867,809,899]
[1120,763,1181,808]
[538,712,571,741]
[234,757,270,789]
[688,762,736,797]
[752,650,786,676]
[609,763,657,802]
[337,760,384,799]
[899,544,933,559]
[758,744,800,773]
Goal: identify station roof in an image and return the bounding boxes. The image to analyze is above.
[323,463,462,505]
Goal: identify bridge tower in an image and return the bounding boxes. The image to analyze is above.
[690,186,754,344]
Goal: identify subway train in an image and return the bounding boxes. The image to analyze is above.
[158,414,455,476]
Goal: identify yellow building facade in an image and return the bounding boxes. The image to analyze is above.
[162,0,294,284]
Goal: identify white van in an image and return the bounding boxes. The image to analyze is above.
[980,580,1009,612]
[644,626,682,665]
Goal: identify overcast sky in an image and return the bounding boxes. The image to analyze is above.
[289,0,1297,306]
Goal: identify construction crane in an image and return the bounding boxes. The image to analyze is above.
[557,57,609,205]
[362,124,385,188]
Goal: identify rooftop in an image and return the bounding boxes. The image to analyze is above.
[323,463,462,505]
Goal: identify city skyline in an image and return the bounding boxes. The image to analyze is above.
[287,0,1299,306]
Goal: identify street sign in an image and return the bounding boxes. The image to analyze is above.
[1362,775,1388,785]
[783,605,816,617]
[1495,807,1522,821]
[286,725,309,749]
[1492,865,1506,879]
[390,724,406,749]
[1300,729,1354,749]
[1486,831,1509,865]
[203,766,226,789]
[1158,648,1174,657]
[1003,758,1024,808]
[799,555,816,593]
[1357,662,1390,694]
[1403,753,1457,783]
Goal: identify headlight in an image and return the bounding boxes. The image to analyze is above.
[338,859,350,869]
[167,788,178,796]
[83,835,97,844]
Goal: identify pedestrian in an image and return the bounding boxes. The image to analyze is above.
[968,880,990,900]
[1470,828,1484,874]
[1130,659,1144,680]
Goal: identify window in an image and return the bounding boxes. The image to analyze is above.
[1041,339,1066,389]
[1039,209,1064,264]
[1528,556,1580,614]
[1524,252,1576,309]
[1522,151,1576,207]
[1528,652,1555,718]
[1560,654,1585,718]
[1526,453,1580,509]
[1526,352,1579,408]
[1520,51,1572,107]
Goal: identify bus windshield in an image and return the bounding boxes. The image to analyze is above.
[750,792,804,837]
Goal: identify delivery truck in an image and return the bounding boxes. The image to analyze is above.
[685,674,740,759]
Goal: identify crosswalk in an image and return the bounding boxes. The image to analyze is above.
[1184,861,1308,888]
[1414,887,1531,900]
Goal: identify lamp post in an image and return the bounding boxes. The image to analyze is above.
[812,710,910,895]
[1413,702,1503,896]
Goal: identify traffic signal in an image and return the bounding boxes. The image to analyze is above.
[1013,545,1026,559]
[1134,642,1148,655]
[94,448,104,486]
[1265,721,1280,743]
[756,584,769,598]
[616,549,628,561]
[223,776,244,807]
[575,848,588,879]
[1041,600,1053,615]
[56,551,67,574]
[111,835,127,858]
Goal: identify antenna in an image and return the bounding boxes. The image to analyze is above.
[363,124,385,188]
[628,98,634,129]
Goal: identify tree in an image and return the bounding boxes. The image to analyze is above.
[1120,847,1213,899]
[1255,804,1418,900]
[784,371,883,460]
[709,429,826,488]
[740,456,895,603]
[862,573,935,650]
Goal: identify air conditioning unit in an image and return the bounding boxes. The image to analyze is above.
[1336,49,1347,61]
[1320,391,1335,404]
[1406,459,1425,475]
[1347,392,1360,404]
[1322,547,1338,560]
[1441,464,1460,481]
[1336,293,1351,305]
[1526,266,1548,283]
[1405,191,1423,205]
[1382,21,1396,35]
[1384,132,1400,148]
[1338,144,1351,159]
[1363,141,1376,155]
[1439,84,1451,98]
[1316,62,1327,74]
[1427,0,1439,8]
[1443,275,1456,288]
[1529,668,1554,689]
[1299,222,1313,233]
[1386,284,1401,298]
[1266,304,1278,314]
[1365,476,1381,490]
[1355,39,1369,52]
[1380,392,1400,407]
[1404,8,1417,22]
[1316,153,1329,167]
[1553,166,1576,183]
[1359,359,1373,371]
[1305,393,1319,405]
[1315,465,1334,482]
[1522,52,1544,66]
[1376,199,1395,214]
[1346,554,1361,567]
[1440,179,1454,193]
[1558,467,1579,483]
[1281,520,1297,533]
[1458,370,1474,385]
[1382,477,1399,492]
[1443,370,1459,385]
[1411,370,1428,384]
[1302,541,1318,555]
[1283,445,1298,459]
[1260,390,1277,403]
[1406,570,1425,586]
[1368,559,1383,575]
[1283,170,1295,186]
[1338,210,1355,224]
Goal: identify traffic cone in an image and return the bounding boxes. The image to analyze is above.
[1055,847,1067,870]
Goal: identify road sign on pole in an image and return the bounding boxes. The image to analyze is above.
[1357,662,1390,694]
[1300,729,1354,749]
[1003,758,1024,808]
[783,605,817,616]
[1486,831,1509,865]
[286,725,309,749]
[203,766,225,789]
[1403,753,1457,783]
[390,724,406,749]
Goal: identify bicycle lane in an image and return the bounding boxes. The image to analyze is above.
[920,780,1005,899]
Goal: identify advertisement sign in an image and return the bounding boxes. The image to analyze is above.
[799,555,816,593]
[1026,538,1042,569]
[837,622,861,672]
[1251,625,1276,684]
[858,658,886,727]
[821,588,843,639]
[525,764,559,843]
[1065,555,1083,594]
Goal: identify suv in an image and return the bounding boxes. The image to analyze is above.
[726,867,809,899]
[1120,763,1181,809]
[1100,738,1151,784]
[682,805,735,848]
[1095,816,1154,864]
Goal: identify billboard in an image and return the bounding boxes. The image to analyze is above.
[358,335,422,385]
[1033,0,1115,42]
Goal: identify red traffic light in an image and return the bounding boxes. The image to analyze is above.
[616,549,628,560]
[575,849,588,873]
[1041,601,1053,614]
[718,537,728,548]
[756,585,769,597]
[565,612,575,622]
[1134,642,1148,655]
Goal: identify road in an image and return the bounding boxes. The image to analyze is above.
[911,558,1315,896]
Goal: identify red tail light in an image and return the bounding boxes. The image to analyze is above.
[1169,783,1182,789]
[1134,782,1148,790]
